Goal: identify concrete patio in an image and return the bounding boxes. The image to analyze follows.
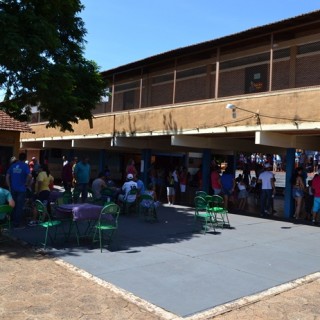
[10,201,320,318]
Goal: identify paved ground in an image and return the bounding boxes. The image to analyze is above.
[2,200,320,319]
[1,237,320,320]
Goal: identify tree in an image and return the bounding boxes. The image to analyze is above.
[0,0,107,132]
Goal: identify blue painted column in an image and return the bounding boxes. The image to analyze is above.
[284,148,295,218]
[99,149,106,173]
[202,149,211,194]
[142,149,152,187]
[227,154,236,174]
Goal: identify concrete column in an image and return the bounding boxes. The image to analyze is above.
[99,149,106,173]
[202,149,211,194]
[142,149,152,187]
[284,148,295,218]
[227,154,236,174]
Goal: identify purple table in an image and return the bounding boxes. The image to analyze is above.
[55,203,103,221]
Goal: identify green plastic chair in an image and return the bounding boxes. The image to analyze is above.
[92,203,120,252]
[0,205,13,235]
[211,195,230,228]
[194,196,215,233]
[50,195,79,245]
[138,194,158,222]
[195,190,207,198]
[35,200,62,249]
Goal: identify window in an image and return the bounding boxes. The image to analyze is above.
[123,91,135,110]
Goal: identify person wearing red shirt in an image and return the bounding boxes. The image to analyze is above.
[211,165,221,195]
[311,171,320,224]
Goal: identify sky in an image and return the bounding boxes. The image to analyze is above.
[80,1,320,72]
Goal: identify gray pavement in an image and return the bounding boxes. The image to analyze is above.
[9,202,320,319]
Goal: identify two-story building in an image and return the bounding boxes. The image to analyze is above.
[21,10,320,216]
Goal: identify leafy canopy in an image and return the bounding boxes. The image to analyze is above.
[0,0,107,131]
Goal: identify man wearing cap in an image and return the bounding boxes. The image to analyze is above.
[118,173,138,204]
[258,163,275,217]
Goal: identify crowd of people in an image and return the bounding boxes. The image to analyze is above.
[1,154,194,228]
[3,149,320,230]
[210,151,320,225]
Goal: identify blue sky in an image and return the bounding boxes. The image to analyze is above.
[80,1,320,72]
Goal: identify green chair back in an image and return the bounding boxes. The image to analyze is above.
[212,195,224,210]
[211,195,230,228]
[194,196,215,233]
[195,191,207,198]
[93,203,120,252]
[35,200,62,249]
[0,204,13,233]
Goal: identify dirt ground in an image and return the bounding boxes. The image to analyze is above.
[1,237,320,320]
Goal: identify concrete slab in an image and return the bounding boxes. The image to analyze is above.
[11,203,320,318]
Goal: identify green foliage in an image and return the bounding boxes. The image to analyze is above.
[0,0,107,131]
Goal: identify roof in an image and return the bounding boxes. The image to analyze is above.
[101,10,320,77]
[0,111,33,133]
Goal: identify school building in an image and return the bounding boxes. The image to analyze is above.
[20,10,320,217]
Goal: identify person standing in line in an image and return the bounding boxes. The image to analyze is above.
[73,157,91,203]
[62,155,68,167]
[220,166,235,211]
[172,166,180,203]
[237,176,248,211]
[211,165,221,195]
[242,163,251,187]
[313,152,319,173]
[311,170,320,225]
[166,170,175,205]
[258,163,275,217]
[61,158,73,193]
[179,167,188,205]
[126,159,138,179]
[6,153,32,228]
[298,150,307,169]
[72,156,78,187]
[291,166,305,221]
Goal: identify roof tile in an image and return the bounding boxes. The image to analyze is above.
[0,111,33,132]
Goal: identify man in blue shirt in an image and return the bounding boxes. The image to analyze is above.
[74,156,91,203]
[6,153,32,227]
